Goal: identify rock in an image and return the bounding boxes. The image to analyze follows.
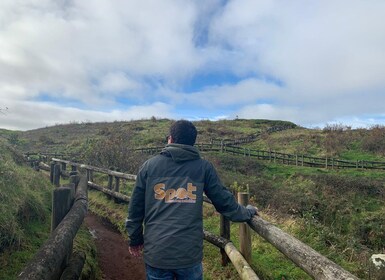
[370,254,385,280]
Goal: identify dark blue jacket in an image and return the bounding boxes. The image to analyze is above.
[125,143,254,269]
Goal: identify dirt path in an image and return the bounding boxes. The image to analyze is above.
[84,213,146,280]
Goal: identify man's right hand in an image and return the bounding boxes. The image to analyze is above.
[129,244,144,258]
[246,205,259,217]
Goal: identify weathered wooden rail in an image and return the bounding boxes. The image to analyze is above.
[18,173,88,280]
[46,158,359,279]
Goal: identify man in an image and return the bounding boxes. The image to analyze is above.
[126,120,257,280]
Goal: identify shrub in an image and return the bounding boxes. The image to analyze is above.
[322,123,352,156]
[83,131,149,174]
[361,125,385,155]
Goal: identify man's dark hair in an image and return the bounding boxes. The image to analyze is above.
[169,120,197,146]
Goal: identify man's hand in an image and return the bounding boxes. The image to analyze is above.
[129,244,144,258]
[246,205,259,217]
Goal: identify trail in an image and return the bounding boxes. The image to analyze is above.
[84,213,146,280]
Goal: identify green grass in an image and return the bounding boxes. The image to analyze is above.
[73,225,103,280]
[0,220,51,280]
[3,119,385,279]
[0,140,53,279]
[0,140,103,280]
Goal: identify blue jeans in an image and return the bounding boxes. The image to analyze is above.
[145,263,203,280]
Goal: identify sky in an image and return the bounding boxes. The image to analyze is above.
[1,0,385,131]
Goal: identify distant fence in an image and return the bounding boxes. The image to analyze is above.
[134,144,385,171]
[39,158,359,280]
[222,145,385,170]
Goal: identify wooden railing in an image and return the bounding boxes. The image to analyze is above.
[46,158,359,280]
[18,173,87,280]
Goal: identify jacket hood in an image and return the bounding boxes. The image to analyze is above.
[161,143,200,163]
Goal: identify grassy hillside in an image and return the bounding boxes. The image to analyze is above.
[2,119,384,279]
[16,118,295,154]
[0,139,52,279]
[0,139,101,280]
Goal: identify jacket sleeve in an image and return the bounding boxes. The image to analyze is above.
[125,164,146,246]
[204,162,254,222]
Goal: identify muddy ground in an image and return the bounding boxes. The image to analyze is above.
[84,213,146,280]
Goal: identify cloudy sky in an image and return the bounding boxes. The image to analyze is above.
[1,0,385,130]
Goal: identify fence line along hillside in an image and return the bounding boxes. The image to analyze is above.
[26,157,359,280]
[134,142,385,171]
[221,145,385,170]
[127,123,385,171]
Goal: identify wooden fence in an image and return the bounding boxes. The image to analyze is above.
[222,145,385,170]
[18,173,87,280]
[41,158,359,280]
[133,144,385,171]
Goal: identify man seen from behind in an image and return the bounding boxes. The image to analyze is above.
[126,120,257,280]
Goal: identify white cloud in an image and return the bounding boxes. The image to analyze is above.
[235,103,299,122]
[1,0,385,130]
[181,79,282,108]
[98,72,142,95]
[0,0,203,104]
[0,98,174,130]
[209,0,385,96]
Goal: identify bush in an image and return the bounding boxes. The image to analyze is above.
[83,131,149,174]
[322,123,352,156]
[361,125,385,155]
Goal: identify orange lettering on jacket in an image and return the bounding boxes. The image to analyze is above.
[154,183,197,203]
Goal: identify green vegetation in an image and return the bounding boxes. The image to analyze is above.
[0,139,52,279]
[2,118,385,279]
[0,139,101,280]
[73,226,103,280]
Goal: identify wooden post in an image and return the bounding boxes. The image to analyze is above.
[33,161,39,171]
[61,162,67,172]
[238,192,252,263]
[51,187,74,232]
[108,175,113,190]
[69,172,80,189]
[325,157,328,169]
[50,161,55,184]
[53,164,61,187]
[89,170,94,182]
[220,215,230,266]
[86,169,91,181]
[114,176,120,193]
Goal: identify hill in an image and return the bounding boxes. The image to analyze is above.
[14,118,295,153]
[1,119,384,279]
